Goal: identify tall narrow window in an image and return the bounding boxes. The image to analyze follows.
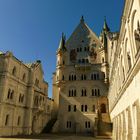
[62,75,65,80]
[74,90,76,96]
[77,48,79,52]
[69,90,71,97]
[69,75,71,81]
[85,105,87,112]
[12,66,16,76]
[7,89,11,99]
[127,53,132,71]
[10,90,14,99]
[98,89,100,96]
[74,105,76,112]
[85,121,90,128]
[22,73,26,82]
[66,121,71,128]
[5,115,9,126]
[81,105,84,112]
[17,116,21,125]
[94,74,97,80]
[92,89,94,96]
[68,105,71,112]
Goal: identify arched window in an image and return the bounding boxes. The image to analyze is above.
[100,104,106,113]
[12,66,16,76]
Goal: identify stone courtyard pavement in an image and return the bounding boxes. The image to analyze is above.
[0,133,112,140]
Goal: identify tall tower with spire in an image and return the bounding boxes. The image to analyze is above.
[52,16,111,136]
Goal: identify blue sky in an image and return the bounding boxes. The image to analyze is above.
[0,0,124,97]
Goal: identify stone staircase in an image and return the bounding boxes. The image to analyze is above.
[42,118,57,133]
[97,112,112,137]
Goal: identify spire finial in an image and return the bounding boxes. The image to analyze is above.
[80,15,84,23]
[103,16,110,31]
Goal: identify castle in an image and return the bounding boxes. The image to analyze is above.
[0,0,140,139]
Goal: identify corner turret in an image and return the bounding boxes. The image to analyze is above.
[57,33,67,54]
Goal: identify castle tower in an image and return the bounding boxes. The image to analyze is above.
[99,18,110,83]
[52,17,111,136]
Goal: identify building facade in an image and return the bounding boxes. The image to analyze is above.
[52,17,111,136]
[107,0,140,139]
[0,51,53,136]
